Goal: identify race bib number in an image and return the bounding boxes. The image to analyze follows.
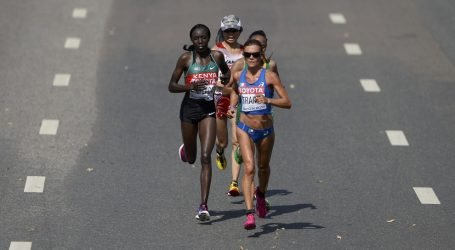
[186,72,218,101]
[190,85,215,101]
[239,84,266,112]
[241,94,266,112]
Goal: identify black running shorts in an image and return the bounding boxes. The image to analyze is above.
[180,96,216,124]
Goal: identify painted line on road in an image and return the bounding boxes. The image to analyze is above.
[9,241,32,250]
[72,8,87,19]
[39,119,59,135]
[24,176,46,193]
[360,79,381,92]
[64,37,80,49]
[344,43,362,55]
[53,74,71,87]
[413,187,440,204]
[385,130,409,146]
[329,13,346,24]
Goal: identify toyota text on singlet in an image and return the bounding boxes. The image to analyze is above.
[238,69,273,115]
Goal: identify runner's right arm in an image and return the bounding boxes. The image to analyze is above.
[168,52,206,93]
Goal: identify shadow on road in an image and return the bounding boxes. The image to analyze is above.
[208,203,317,224]
[229,189,293,205]
[197,188,322,236]
[248,222,325,238]
[267,203,317,218]
[267,189,293,197]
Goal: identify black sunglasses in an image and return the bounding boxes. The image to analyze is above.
[223,28,239,33]
[243,52,261,58]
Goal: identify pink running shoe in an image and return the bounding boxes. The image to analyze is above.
[255,187,267,218]
[179,144,187,162]
[243,213,256,230]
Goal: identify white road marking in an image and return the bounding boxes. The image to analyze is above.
[386,130,409,146]
[413,187,441,204]
[64,37,80,49]
[53,74,71,87]
[344,43,362,55]
[360,79,381,92]
[329,13,346,24]
[24,176,46,193]
[39,119,59,135]
[9,242,32,250]
[72,8,87,19]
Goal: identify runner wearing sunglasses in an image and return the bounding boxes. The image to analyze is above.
[227,30,280,197]
[227,39,291,230]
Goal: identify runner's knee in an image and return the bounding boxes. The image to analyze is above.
[200,151,211,165]
[217,140,228,149]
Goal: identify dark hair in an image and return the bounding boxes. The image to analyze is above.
[248,30,267,40]
[248,30,272,63]
[244,38,273,64]
[243,39,263,51]
[183,24,211,51]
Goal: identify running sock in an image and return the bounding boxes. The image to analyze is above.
[246,209,255,215]
[256,188,265,198]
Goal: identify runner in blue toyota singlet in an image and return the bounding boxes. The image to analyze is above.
[237,68,274,142]
[227,39,291,230]
[227,30,279,197]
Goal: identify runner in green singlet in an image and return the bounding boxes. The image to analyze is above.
[168,24,230,222]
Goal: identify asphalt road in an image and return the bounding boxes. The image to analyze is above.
[1,0,455,249]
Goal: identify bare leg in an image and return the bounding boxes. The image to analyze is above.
[180,121,198,164]
[238,127,256,210]
[198,117,216,205]
[216,117,228,153]
[256,133,274,194]
[230,117,241,181]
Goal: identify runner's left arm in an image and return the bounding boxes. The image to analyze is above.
[213,51,230,85]
[256,71,292,109]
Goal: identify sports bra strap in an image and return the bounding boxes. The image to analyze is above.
[191,50,217,65]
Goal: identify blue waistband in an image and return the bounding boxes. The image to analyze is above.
[237,121,274,143]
